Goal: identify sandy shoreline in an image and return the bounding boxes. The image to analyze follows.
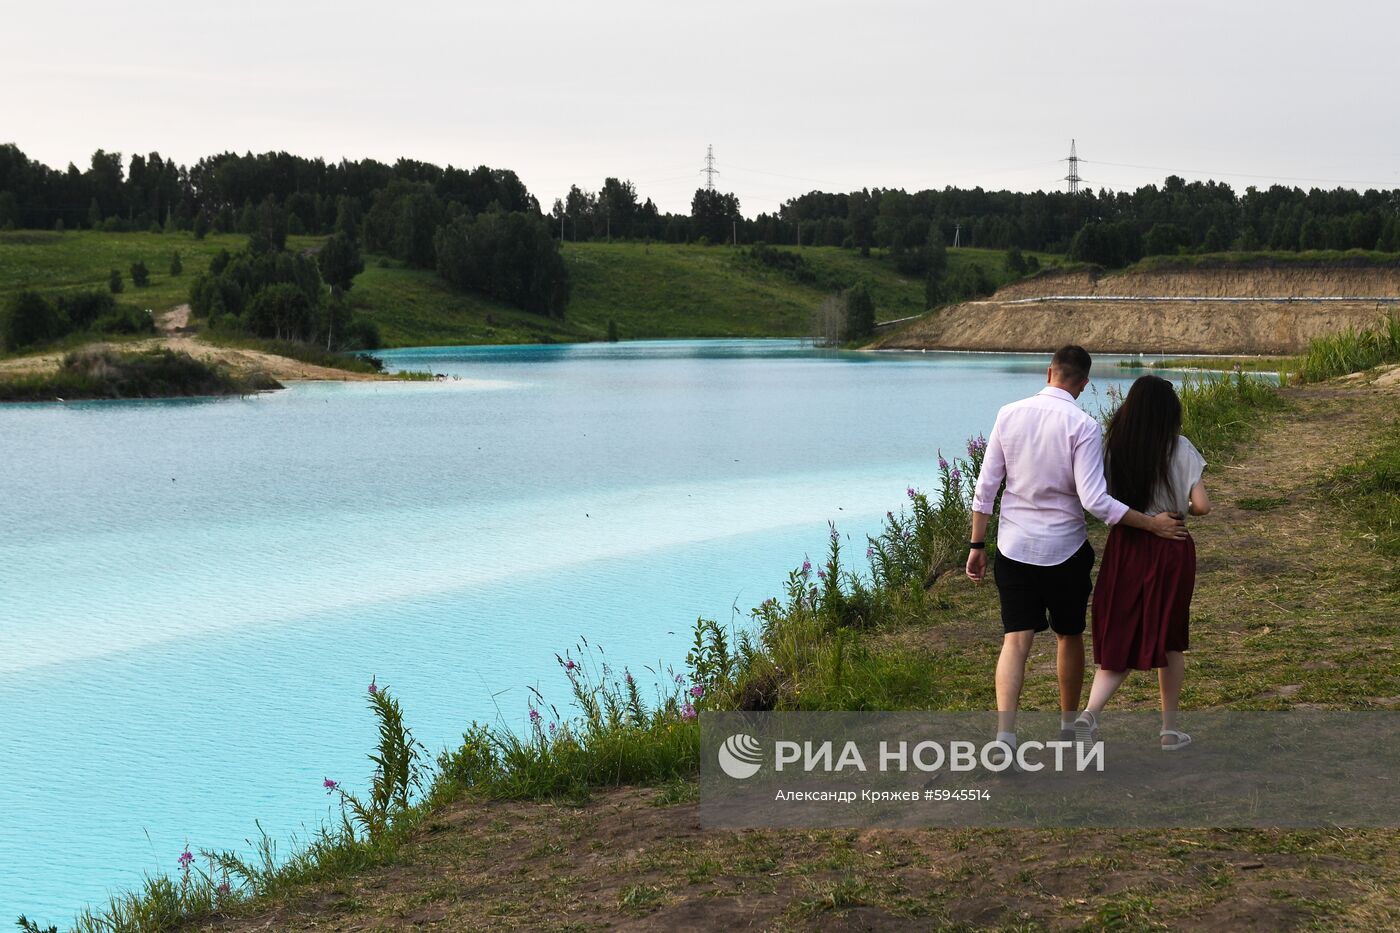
[0,304,394,384]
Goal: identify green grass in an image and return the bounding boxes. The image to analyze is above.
[566,241,815,339]
[0,229,322,313]
[1130,249,1400,272]
[558,242,929,341]
[1119,356,1294,374]
[1327,421,1400,560]
[1296,314,1400,383]
[349,259,591,347]
[349,241,939,347]
[1178,371,1287,463]
[1237,495,1289,511]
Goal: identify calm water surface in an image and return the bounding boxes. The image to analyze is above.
[0,340,1192,921]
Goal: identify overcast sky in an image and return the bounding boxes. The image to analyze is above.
[3,0,1397,215]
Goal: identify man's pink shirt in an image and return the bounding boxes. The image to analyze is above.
[971,386,1129,566]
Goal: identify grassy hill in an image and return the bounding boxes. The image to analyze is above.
[354,242,1053,347]
[0,230,323,314]
[0,230,1042,349]
[353,242,934,346]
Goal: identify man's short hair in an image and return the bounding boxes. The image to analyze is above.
[1051,345,1092,383]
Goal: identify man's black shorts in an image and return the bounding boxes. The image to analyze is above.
[993,540,1095,636]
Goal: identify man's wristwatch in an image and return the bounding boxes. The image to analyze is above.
[968,541,986,550]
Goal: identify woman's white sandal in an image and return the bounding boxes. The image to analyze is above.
[1159,729,1192,751]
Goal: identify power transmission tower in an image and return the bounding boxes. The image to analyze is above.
[1064,139,1086,195]
[702,144,719,191]
[952,223,961,248]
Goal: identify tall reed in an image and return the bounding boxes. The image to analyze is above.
[1297,314,1400,383]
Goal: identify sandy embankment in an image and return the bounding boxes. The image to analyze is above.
[871,263,1400,355]
[0,305,393,382]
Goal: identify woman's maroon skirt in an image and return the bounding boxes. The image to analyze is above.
[1092,525,1196,671]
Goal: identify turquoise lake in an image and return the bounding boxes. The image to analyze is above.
[0,340,1199,922]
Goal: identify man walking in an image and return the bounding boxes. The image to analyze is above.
[965,345,1185,758]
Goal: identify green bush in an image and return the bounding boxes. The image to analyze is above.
[130,260,150,287]
[347,317,381,350]
[55,290,116,329]
[93,305,156,336]
[2,290,69,351]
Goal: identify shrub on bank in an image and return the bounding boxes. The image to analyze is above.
[1,290,67,351]
[2,288,156,352]
[0,348,280,401]
[54,289,116,330]
[1297,314,1400,383]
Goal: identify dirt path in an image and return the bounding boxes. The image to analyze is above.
[0,305,390,383]
[157,303,193,334]
[185,370,1400,933]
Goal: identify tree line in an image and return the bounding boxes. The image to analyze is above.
[543,174,1400,266]
[5,142,1399,289]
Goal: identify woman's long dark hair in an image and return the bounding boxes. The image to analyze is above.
[1104,375,1182,512]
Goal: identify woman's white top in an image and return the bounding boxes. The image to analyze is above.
[1146,436,1207,517]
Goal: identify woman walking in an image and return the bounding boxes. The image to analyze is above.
[1075,375,1210,749]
